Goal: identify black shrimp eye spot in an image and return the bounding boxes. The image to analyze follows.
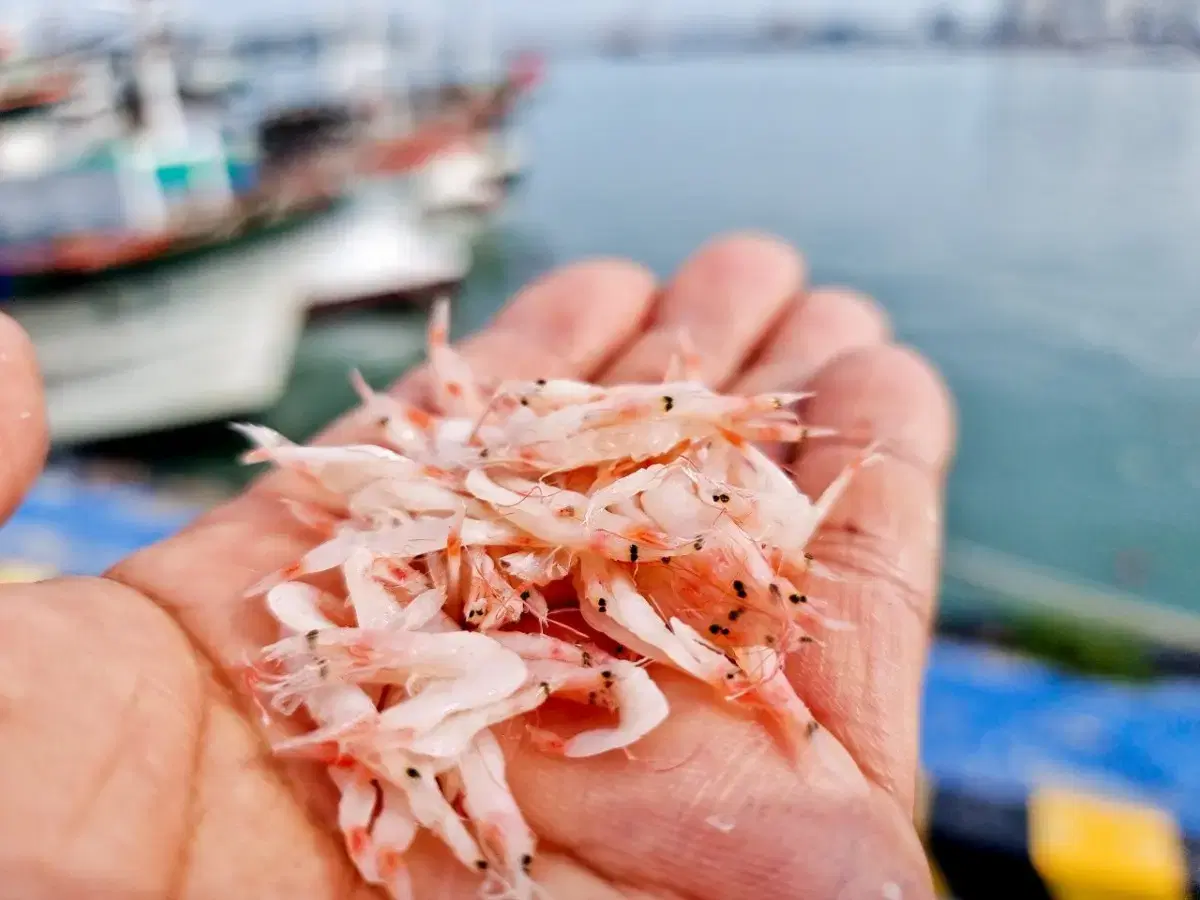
[521,854,534,870]
[405,767,420,779]
[662,395,675,411]
[728,609,742,621]
[376,416,390,427]
[629,544,639,562]
[535,378,547,386]
[725,672,736,679]
[305,629,319,644]
[479,448,489,458]
[520,590,531,601]
[712,493,721,502]
[708,624,721,635]
[721,627,731,636]
[789,593,808,605]
[600,670,612,679]
[804,552,815,562]
[805,721,820,738]
[765,635,776,645]
[476,860,489,871]
[693,539,704,551]
[661,556,671,564]
[732,580,747,598]
[519,398,529,406]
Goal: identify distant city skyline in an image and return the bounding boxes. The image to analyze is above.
[0,0,1006,33]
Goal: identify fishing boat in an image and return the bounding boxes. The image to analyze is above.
[0,0,350,298]
[350,0,539,209]
[0,25,77,119]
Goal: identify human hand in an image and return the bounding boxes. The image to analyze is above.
[0,233,953,900]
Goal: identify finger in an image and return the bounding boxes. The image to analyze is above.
[597,233,805,388]
[787,345,955,811]
[731,287,890,397]
[0,313,47,525]
[503,671,935,900]
[108,258,659,676]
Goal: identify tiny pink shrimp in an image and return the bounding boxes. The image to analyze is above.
[493,377,607,415]
[262,628,528,736]
[332,767,383,883]
[233,423,416,494]
[372,786,419,900]
[490,632,616,668]
[380,751,488,873]
[427,297,485,418]
[562,660,669,758]
[459,731,537,900]
[524,658,615,708]
[577,559,706,679]
[496,548,571,585]
[343,548,405,629]
[406,684,551,759]
[349,369,435,459]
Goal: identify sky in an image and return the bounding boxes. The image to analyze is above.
[3,0,1005,36]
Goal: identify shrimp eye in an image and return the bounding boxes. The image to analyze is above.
[732,580,747,599]
[375,416,390,427]
[719,493,730,503]
[789,593,807,605]
[662,395,675,412]
[693,538,705,551]
[521,853,534,871]
[519,397,529,406]
[768,583,781,598]
[305,629,319,646]
[600,670,613,679]
[629,544,639,563]
[712,493,721,502]
[660,556,671,564]
[405,767,420,779]
[475,860,489,871]
[535,378,547,386]
[708,624,721,635]
[520,590,531,601]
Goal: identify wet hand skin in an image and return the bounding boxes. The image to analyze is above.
[0,233,953,900]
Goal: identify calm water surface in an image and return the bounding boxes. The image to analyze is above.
[462,53,1200,613]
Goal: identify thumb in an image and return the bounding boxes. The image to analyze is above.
[0,312,47,525]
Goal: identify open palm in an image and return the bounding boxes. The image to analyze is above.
[0,234,952,900]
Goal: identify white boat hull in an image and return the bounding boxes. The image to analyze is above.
[413,146,501,215]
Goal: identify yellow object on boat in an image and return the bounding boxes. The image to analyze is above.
[1029,787,1189,900]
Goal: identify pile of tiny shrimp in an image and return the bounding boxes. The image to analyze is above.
[240,299,875,900]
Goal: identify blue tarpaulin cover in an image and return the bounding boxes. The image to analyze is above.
[3,469,1199,834]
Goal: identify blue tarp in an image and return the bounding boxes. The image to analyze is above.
[3,469,1199,831]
